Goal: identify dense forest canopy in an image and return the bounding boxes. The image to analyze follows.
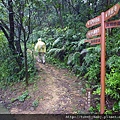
[0,0,120,114]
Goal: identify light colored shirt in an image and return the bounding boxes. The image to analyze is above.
[35,41,46,53]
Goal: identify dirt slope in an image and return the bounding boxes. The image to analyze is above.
[0,61,88,114]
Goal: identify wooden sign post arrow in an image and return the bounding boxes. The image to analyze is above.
[85,37,101,45]
[105,19,120,28]
[86,27,101,39]
[86,15,101,28]
[105,3,120,21]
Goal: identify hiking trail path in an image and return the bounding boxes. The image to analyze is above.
[0,57,88,115]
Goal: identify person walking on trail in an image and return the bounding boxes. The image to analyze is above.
[35,38,46,64]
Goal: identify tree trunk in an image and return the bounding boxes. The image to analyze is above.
[58,4,64,28]
[87,0,91,20]
[24,32,28,86]
[94,0,97,15]
[8,0,16,52]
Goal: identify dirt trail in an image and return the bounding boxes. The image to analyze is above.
[33,63,87,114]
[0,59,88,114]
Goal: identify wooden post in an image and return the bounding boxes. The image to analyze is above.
[100,12,106,114]
[85,3,120,114]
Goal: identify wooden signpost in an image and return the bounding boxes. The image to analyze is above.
[86,27,101,39]
[86,15,101,28]
[105,19,120,28]
[85,3,120,114]
[85,37,101,45]
[105,3,120,21]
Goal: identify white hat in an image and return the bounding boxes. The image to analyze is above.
[38,38,42,41]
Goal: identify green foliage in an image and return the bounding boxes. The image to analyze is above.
[48,48,65,61]
[83,45,100,84]
[92,31,120,113]
[46,25,87,75]
[0,33,19,87]
[105,109,112,114]
[107,55,120,70]
[52,37,62,47]
[112,102,120,112]
[67,52,80,65]
[46,56,68,69]
[85,63,100,82]
[10,90,30,103]
[17,91,29,102]
[0,32,36,88]
[32,99,39,107]
[105,32,120,113]
[106,72,120,100]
